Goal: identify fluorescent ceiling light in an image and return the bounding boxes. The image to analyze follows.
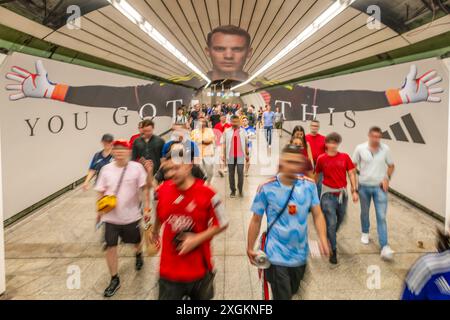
[107,0,211,86]
[231,0,356,91]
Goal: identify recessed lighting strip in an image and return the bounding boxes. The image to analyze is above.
[107,0,211,86]
[231,0,356,91]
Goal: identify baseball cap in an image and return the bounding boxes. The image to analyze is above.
[112,140,131,149]
[101,134,114,142]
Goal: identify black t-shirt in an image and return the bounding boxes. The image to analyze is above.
[210,114,221,128]
[132,135,165,173]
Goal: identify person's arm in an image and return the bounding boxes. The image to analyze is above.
[83,169,96,191]
[348,168,358,203]
[5,60,193,115]
[310,205,330,257]
[314,158,322,184]
[247,213,263,264]
[307,142,314,167]
[381,147,395,192]
[132,141,139,162]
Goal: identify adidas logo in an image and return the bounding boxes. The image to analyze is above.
[381,113,425,144]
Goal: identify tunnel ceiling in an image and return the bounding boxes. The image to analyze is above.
[1,0,449,92]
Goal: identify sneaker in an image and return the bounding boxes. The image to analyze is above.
[135,252,144,271]
[244,171,249,177]
[104,276,121,297]
[218,170,224,177]
[361,233,370,245]
[239,191,244,198]
[329,249,337,264]
[230,192,236,198]
[380,245,394,261]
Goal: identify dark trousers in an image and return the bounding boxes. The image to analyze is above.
[321,193,348,251]
[228,161,244,193]
[158,275,213,300]
[264,126,273,145]
[265,264,307,300]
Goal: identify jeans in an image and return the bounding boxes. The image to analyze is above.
[264,126,273,146]
[316,173,323,197]
[359,185,388,248]
[320,193,348,251]
[228,160,244,193]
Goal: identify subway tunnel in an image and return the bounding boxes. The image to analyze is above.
[0,0,449,302]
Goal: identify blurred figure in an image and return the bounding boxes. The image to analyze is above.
[290,137,314,179]
[306,120,326,195]
[315,132,358,265]
[247,144,329,300]
[352,126,395,260]
[132,119,165,174]
[263,105,275,147]
[162,123,200,161]
[95,140,153,297]
[291,125,314,167]
[189,104,201,130]
[257,107,263,129]
[214,114,232,177]
[174,107,188,126]
[241,117,256,177]
[246,105,256,128]
[274,107,285,137]
[402,228,450,300]
[151,148,228,300]
[191,117,215,184]
[83,133,114,191]
[129,121,144,147]
[210,106,221,128]
[222,115,249,198]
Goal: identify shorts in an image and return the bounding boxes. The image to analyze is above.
[104,220,141,247]
[265,264,306,300]
[275,122,283,129]
[158,274,214,300]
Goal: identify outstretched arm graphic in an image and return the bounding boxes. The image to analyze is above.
[5,60,193,117]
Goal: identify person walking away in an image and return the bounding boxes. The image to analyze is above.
[150,148,228,299]
[95,140,153,297]
[222,115,248,198]
[274,107,285,137]
[352,126,395,261]
[214,114,231,177]
[191,117,216,185]
[132,119,165,174]
[315,132,358,265]
[241,117,256,177]
[263,105,275,148]
[83,133,114,191]
[247,144,330,300]
[305,120,326,195]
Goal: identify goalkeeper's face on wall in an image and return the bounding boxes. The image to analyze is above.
[205,25,252,81]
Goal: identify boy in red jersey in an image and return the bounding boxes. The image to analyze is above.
[150,148,228,300]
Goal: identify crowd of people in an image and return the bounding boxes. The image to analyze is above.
[82,103,449,301]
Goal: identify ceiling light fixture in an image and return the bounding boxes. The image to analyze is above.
[107,0,211,86]
[231,0,356,91]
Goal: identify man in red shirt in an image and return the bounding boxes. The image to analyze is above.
[214,115,231,177]
[306,120,326,193]
[129,120,143,147]
[315,132,358,265]
[151,148,228,300]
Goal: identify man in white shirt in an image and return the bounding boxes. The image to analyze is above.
[352,127,395,261]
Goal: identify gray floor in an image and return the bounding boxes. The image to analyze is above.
[0,133,444,300]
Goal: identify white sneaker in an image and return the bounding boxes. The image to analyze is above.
[380,245,395,261]
[361,233,370,245]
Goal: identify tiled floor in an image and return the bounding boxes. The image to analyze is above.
[1,134,444,300]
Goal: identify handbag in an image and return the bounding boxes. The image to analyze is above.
[96,164,128,215]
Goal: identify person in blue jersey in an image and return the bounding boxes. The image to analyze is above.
[402,228,450,300]
[241,116,256,177]
[82,133,114,191]
[247,144,330,300]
